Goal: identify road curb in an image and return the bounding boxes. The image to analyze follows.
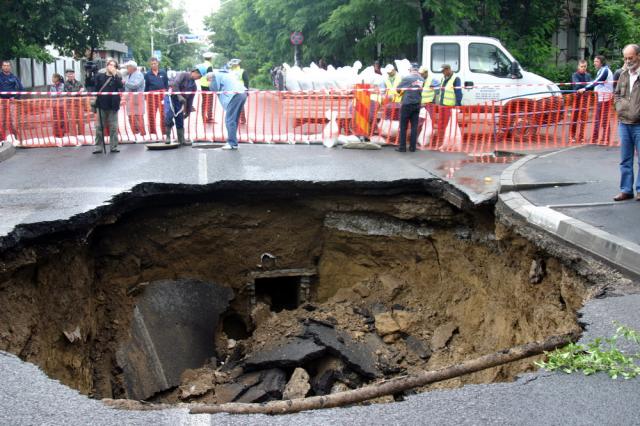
[498,154,640,278]
[0,142,15,163]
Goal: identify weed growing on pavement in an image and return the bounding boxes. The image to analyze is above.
[536,323,640,379]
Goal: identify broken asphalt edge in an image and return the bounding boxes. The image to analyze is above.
[0,142,16,163]
[0,177,478,252]
[498,151,640,279]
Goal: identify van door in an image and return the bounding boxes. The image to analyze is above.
[466,42,520,104]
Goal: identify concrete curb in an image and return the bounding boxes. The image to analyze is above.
[498,155,640,278]
[0,142,15,163]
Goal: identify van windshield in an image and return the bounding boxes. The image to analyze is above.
[469,43,511,77]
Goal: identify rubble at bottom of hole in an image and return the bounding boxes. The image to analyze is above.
[171,303,449,405]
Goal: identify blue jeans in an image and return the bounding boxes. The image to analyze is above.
[618,122,640,194]
[225,93,247,146]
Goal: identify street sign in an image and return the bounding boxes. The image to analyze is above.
[178,34,208,44]
[290,32,304,46]
[153,50,162,61]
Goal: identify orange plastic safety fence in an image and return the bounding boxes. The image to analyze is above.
[0,90,621,151]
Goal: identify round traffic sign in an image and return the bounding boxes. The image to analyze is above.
[290,31,304,45]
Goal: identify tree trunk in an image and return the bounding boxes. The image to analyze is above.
[189,332,578,416]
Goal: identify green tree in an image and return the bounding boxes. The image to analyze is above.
[204,0,640,86]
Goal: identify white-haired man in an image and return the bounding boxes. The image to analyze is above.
[124,60,146,140]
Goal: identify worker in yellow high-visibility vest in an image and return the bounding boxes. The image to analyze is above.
[228,58,249,89]
[419,66,437,121]
[379,64,402,121]
[434,63,462,144]
[200,52,215,123]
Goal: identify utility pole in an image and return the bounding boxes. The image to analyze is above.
[578,0,588,60]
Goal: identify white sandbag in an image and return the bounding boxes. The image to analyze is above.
[377,119,399,138]
[439,108,463,150]
[417,108,433,147]
[323,138,337,148]
[394,59,411,77]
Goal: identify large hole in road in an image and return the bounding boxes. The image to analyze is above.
[0,185,592,405]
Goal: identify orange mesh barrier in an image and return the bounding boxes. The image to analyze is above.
[0,90,620,151]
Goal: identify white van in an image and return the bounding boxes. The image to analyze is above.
[422,35,560,105]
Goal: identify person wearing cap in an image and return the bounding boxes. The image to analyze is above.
[144,57,169,137]
[228,59,249,89]
[200,52,215,123]
[433,63,462,145]
[63,69,87,138]
[163,66,200,145]
[395,63,425,152]
[124,60,146,140]
[418,66,438,120]
[209,65,248,150]
[228,58,249,124]
[379,64,402,121]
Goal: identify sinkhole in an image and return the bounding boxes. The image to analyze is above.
[0,184,597,406]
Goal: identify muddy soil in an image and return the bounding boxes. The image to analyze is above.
[0,186,601,404]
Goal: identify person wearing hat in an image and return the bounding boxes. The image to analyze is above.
[228,58,249,89]
[63,69,87,138]
[228,58,249,124]
[208,64,248,150]
[418,65,437,121]
[124,60,146,140]
[434,63,462,145]
[200,52,215,123]
[379,64,402,121]
[395,63,425,152]
[163,66,200,145]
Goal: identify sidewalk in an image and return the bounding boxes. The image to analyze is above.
[499,144,640,277]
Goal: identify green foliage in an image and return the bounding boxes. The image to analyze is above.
[0,0,199,71]
[588,0,640,59]
[536,323,640,380]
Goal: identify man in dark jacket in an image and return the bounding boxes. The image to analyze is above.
[613,44,640,201]
[93,59,124,154]
[395,63,424,152]
[0,60,24,142]
[163,67,198,145]
[570,60,592,142]
[144,57,169,137]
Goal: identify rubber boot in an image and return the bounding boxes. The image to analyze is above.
[177,128,185,145]
[164,128,172,144]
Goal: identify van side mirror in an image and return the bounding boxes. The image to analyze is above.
[510,61,522,79]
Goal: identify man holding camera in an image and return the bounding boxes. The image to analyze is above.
[93,59,124,154]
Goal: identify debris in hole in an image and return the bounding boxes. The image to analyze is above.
[283,367,311,399]
[244,338,326,370]
[251,302,275,327]
[178,368,219,400]
[115,279,234,400]
[235,368,287,403]
[404,335,432,360]
[529,259,546,284]
[62,326,82,343]
[431,322,459,350]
